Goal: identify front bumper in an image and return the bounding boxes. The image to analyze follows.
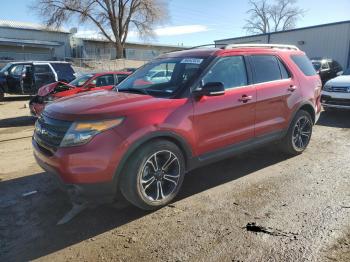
[321,91,350,110]
[32,128,129,203]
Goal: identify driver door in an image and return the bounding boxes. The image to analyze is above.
[193,55,256,156]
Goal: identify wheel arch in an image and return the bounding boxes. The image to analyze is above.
[291,101,316,125]
[112,131,193,188]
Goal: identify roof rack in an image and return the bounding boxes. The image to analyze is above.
[225,44,300,51]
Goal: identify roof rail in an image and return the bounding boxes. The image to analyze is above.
[225,44,300,51]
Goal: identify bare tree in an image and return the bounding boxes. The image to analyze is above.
[33,0,168,58]
[244,0,305,34]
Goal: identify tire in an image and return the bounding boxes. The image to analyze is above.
[0,90,4,102]
[120,139,186,210]
[280,110,313,155]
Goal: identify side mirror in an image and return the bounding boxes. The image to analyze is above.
[193,82,225,97]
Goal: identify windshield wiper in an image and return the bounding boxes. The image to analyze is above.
[117,88,149,95]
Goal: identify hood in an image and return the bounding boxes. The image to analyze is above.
[44,90,168,120]
[38,81,74,96]
[325,75,350,87]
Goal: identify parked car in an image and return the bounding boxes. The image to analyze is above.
[0,61,75,101]
[321,67,350,111]
[32,44,322,210]
[311,58,343,85]
[29,71,131,117]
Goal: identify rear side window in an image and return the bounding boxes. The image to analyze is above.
[250,55,282,83]
[35,65,52,74]
[116,74,128,83]
[291,55,317,76]
[51,63,75,81]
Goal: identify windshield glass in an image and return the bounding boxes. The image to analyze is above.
[0,63,12,73]
[69,74,93,87]
[343,68,350,75]
[116,57,207,97]
[312,62,321,71]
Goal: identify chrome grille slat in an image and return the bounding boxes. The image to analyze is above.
[34,114,72,150]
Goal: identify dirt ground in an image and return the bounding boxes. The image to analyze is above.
[0,95,349,262]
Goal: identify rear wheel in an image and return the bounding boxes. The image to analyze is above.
[120,140,185,210]
[280,110,313,155]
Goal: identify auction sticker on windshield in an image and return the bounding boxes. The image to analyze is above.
[180,58,203,64]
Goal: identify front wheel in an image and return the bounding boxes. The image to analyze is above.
[120,140,185,210]
[280,110,313,155]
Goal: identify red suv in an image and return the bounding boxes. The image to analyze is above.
[32,45,322,210]
[29,71,131,117]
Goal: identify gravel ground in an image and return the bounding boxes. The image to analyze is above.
[0,96,349,262]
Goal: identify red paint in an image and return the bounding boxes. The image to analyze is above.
[33,47,321,187]
[29,71,131,117]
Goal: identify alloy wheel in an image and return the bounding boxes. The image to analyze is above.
[292,116,312,150]
[139,150,181,202]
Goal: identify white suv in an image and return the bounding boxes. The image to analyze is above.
[321,68,350,111]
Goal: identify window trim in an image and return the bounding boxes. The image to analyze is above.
[196,55,251,91]
[249,54,292,85]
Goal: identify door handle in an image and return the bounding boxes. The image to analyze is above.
[238,95,253,103]
[288,85,297,92]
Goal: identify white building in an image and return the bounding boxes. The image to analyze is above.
[0,20,71,61]
[215,20,350,69]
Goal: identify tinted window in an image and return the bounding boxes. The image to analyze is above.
[251,55,282,83]
[35,65,52,74]
[202,56,247,89]
[116,74,128,83]
[91,74,115,87]
[51,63,75,81]
[278,60,290,79]
[291,55,317,76]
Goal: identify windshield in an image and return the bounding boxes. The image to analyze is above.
[69,74,93,87]
[343,68,350,75]
[312,62,321,71]
[0,63,12,73]
[116,57,207,97]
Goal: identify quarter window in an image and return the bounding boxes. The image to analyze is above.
[251,55,282,83]
[291,55,317,76]
[202,56,248,89]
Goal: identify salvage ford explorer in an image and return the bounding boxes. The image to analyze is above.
[32,45,322,210]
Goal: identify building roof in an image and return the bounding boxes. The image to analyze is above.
[77,37,188,49]
[0,19,69,34]
[215,20,350,43]
[0,37,63,47]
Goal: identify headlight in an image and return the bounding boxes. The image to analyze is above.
[60,118,124,147]
[323,85,332,92]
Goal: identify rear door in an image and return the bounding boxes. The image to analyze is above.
[193,55,256,155]
[34,64,56,89]
[250,54,298,137]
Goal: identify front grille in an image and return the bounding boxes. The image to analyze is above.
[322,96,350,106]
[329,86,350,93]
[34,114,72,151]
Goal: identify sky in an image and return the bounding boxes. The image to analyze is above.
[1,0,350,47]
